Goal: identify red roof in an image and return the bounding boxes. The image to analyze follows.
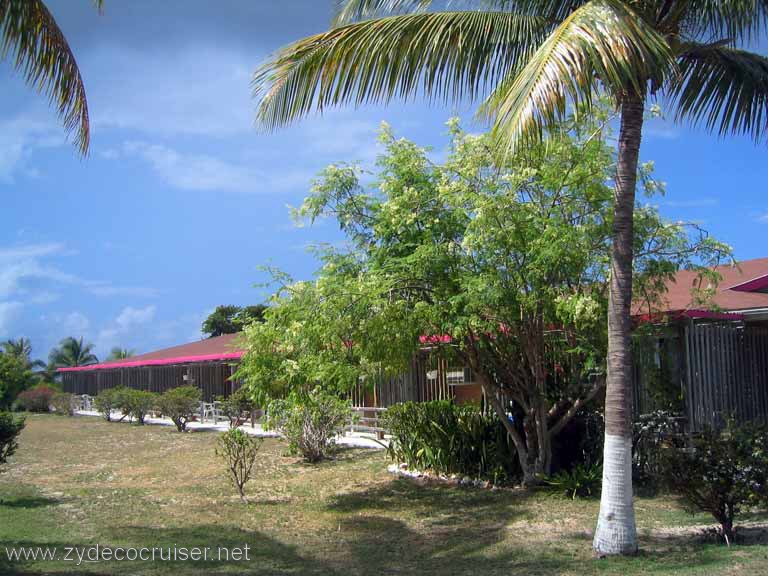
[58,333,244,372]
[634,257,768,316]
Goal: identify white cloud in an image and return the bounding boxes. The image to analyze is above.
[0,242,158,309]
[0,116,66,182]
[0,302,23,338]
[757,212,768,223]
[88,46,254,137]
[120,141,265,193]
[59,311,91,335]
[115,305,156,330]
[106,140,314,194]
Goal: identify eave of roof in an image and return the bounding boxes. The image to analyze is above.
[728,273,768,294]
[57,351,244,372]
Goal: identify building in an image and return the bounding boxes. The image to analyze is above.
[61,258,768,428]
[59,334,243,402]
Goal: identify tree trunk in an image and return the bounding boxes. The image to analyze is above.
[593,91,644,556]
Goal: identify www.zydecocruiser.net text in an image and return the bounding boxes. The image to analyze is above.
[5,544,251,566]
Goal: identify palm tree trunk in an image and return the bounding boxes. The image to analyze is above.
[593,91,644,556]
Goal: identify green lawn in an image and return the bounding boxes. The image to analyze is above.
[1,415,767,575]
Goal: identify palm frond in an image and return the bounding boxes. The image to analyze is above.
[333,0,587,25]
[666,42,768,141]
[479,0,673,150]
[333,0,434,26]
[254,11,552,130]
[0,0,91,154]
[681,0,768,42]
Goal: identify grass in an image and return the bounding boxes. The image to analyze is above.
[1,415,768,575]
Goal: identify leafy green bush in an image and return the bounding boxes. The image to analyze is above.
[121,389,158,425]
[383,400,520,483]
[0,411,25,470]
[661,422,768,544]
[50,392,75,416]
[15,385,56,413]
[217,387,256,428]
[633,410,686,490]
[216,428,262,502]
[157,386,201,432]
[94,387,124,421]
[0,353,34,409]
[265,390,351,462]
[545,463,602,499]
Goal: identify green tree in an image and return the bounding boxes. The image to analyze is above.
[238,115,727,485]
[252,0,768,554]
[48,337,98,369]
[107,347,135,361]
[0,353,35,409]
[3,338,46,372]
[202,304,268,337]
[0,0,102,154]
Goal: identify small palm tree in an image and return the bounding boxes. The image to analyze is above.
[48,336,98,368]
[252,0,768,555]
[0,0,102,154]
[3,337,46,371]
[107,347,135,361]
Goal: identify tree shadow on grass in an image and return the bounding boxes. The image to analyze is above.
[326,479,745,576]
[0,495,62,509]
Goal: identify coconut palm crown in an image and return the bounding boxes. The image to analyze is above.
[49,336,98,368]
[253,0,768,556]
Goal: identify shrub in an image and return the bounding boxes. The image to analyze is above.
[0,353,35,409]
[94,387,123,421]
[265,389,351,462]
[217,387,256,428]
[50,392,75,416]
[633,410,686,490]
[216,428,262,502]
[383,400,520,483]
[121,389,158,425]
[0,411,25,470]
[545,463,602,499]
[157,386,201,432]
[16,386,56,413]
[660,422,768,544]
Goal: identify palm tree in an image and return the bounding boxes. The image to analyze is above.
[0,0,102,154]
[48,336,98,368]
[107,347,135,361]
[3,337,46,371]
[252,0,768,555]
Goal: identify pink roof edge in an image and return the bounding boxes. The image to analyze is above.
[57,351,244,372]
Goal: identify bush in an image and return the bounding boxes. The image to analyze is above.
[216,428,262,502]
[121,389,158,425]
[633,410,686,490]
[545,463,602,499]
[661,422,768,544]
[94,387,124,421]
[217,387,256,428]
[0,353,35,409]
[50,392,75,416]
[265,389,351,462]
[157,386,201,432]
[383,400,520,483]
[16,386,56,413]
[0,411,25,470]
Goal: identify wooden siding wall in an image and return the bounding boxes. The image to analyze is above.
[349,355,470,408]
[61,362,240,402]
[684,322,768,431]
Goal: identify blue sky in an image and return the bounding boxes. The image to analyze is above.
[1,0,766,362]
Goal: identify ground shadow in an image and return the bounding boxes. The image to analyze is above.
[0,495,62,509]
